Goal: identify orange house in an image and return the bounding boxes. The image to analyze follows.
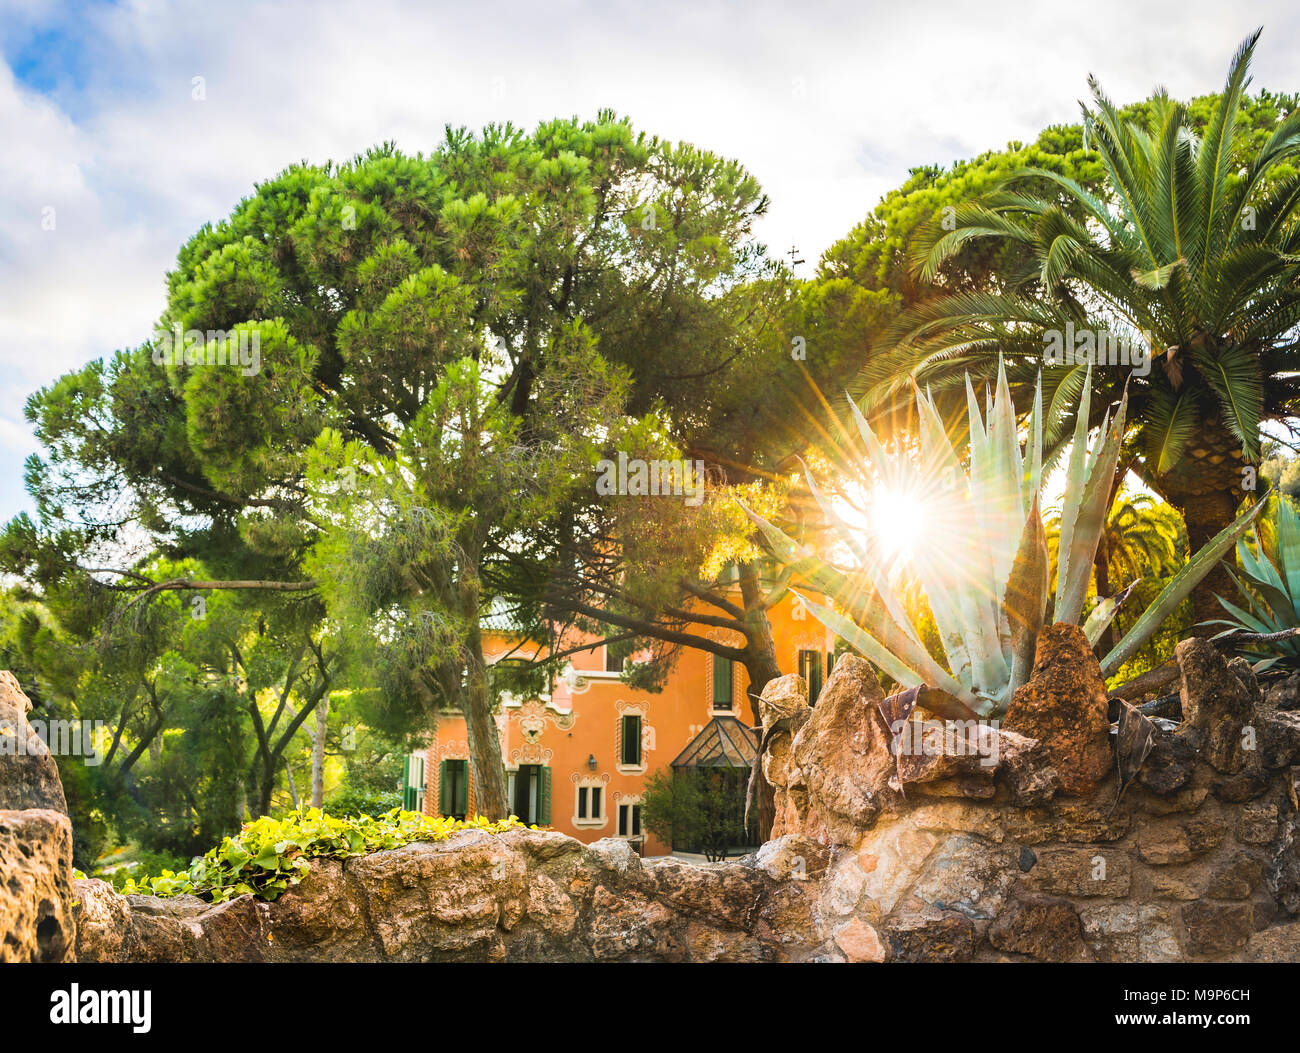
[405,587,834,857]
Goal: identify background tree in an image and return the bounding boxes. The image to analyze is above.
[5,113,812,821]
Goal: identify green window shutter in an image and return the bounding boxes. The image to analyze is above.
[712,657,733,708]
[454,760,468,817]
[799,650,824,704]
[401,756,413,811]
[538,767,552,825]
[438,760,452,816]
[621,715,642,765]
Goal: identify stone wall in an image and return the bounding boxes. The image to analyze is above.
[0,671,77,962]
[75,828,826,962]
[755,630,1300,962]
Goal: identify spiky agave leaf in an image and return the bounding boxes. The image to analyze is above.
[1055,385,1129,623]
[1004,494,1050,690]
[1208,498,1300,664]
[788,588,985,716]
[1100,491,1269,675]
[1083,579,1138,648]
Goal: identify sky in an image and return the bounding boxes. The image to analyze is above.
[1,0,1298,523]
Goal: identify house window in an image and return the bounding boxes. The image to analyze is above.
[575,783,605,825]
[437,758,467,819]
[509,764,552,826]
[799,649,824,704]
[711,655,734,710]
[403,753,427,813]
[617,802,642,840]
[620,714,642,767]
[604,646,625,673]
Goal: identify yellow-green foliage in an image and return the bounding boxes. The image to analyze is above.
[120,807,526,903]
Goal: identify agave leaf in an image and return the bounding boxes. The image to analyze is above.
[1003,495,1049,692]
[845,396,900,483]
[1056,386,1128,623]
[1212,594,1276,635]
[1236,530,1290,611]
[790,588,988,715]
[915,685,983,722]
[847,393,974,680]
[1055,365,1094,612]
[959,372,1015,682]
[987,359,1025,587]
[1225,561,1290,627]
[1275,497,1300,602]
[742,506,874,620]
[1083,579,1138,648]
[1101,492,1269,676]
[1025,375,1044,511]
[912,381,963,482]
[907,537,975,691]
[744,506,957,698]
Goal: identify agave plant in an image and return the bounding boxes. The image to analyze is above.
[1208,495,1300,670]
[751,361,1266,719]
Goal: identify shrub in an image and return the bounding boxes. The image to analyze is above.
[323,785,402,817]
[119,807,525,902]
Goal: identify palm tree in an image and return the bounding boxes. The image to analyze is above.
[1043,488,1185,645]
[866,30,1300,628]
[1096,492,1184,587]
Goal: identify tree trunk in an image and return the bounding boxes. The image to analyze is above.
[1168,488,1242,632]
[463,660,509,819]
[285,761,300,810]
[311,695,328,809]
[1151,415,1247,635]
[461,579,510,819]
[256,769,274,818]
[738,561,779,842]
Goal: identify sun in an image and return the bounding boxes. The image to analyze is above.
[870,486,929,561]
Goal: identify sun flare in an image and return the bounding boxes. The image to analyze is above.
[870,486,929,560]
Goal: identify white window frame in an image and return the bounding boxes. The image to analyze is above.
[573,779,608,829]
[616,798,644,849]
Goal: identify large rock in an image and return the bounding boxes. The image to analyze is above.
[0,670,67,814]
[1004,624,1113,796]
[988,896,1085,961]
[0,808,76,962]
[1176,638,1255,773]
[781,655,901,844]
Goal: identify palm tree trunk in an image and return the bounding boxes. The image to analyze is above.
[1153,416,1246,634]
